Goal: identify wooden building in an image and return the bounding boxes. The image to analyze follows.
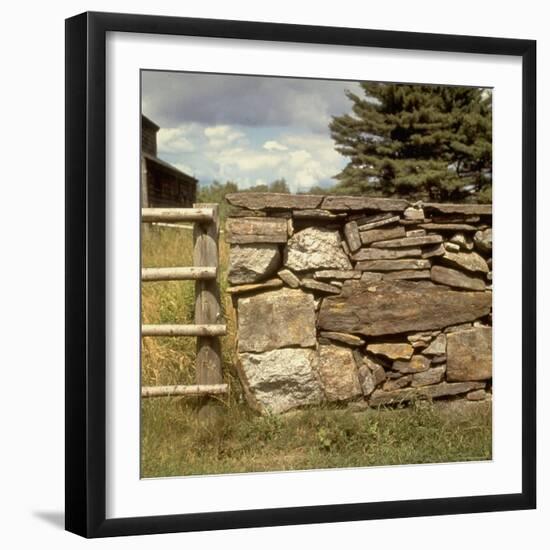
[141,115,197,208]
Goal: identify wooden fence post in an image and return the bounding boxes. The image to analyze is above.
[193,203,223,419]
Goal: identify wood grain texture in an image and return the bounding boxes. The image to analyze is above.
[193,203,224,399]
[141,266,216,281]
[141,324,227,337]
[141,384,228,398]
[142,207,214,222]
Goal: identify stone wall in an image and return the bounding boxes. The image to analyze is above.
[224,192,493,414]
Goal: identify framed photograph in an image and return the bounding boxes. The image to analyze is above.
[65,11,536,538]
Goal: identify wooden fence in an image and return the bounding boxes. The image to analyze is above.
[140,203,228,402]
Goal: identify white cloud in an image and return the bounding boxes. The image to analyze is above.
[263,140,288,152]
[154,122,346,193]
[157,125,201,154]
[204,125,246,149]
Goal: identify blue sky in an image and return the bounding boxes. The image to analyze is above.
[142,71,363,192]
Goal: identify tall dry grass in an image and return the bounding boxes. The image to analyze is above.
[141,225,239,396]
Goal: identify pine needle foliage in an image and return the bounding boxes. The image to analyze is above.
[329,83,492,202]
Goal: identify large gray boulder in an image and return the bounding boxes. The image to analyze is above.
[446,327,492,381]
[228,243,281,284]
[225,217,288,244]
[239,348,324,414]
[316,345,362,401]
[284,227,352,272]
[237,288,316,352]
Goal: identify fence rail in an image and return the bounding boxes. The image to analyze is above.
[141,384,229,398]
[141,203,227,409]
[142,324,227,337]
[141,207,214,223]
[141,266,217,281]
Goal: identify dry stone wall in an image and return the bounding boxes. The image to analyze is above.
[224,193,493,414]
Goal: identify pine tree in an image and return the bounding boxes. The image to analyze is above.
[329,83,492,202]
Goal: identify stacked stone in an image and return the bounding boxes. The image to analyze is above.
[225,193,493,414]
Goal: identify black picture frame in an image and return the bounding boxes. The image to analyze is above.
[65,11,536,538]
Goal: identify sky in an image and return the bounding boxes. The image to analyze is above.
[142,71,363,192]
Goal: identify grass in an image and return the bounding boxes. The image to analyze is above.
[141,225,492,478]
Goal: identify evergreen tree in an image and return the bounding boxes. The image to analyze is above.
[329,83,492,202]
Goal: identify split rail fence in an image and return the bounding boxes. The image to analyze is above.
[140,203,228,400]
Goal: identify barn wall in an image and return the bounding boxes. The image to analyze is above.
[141,119,158,157]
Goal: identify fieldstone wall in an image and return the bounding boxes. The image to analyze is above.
[224,192,493,414]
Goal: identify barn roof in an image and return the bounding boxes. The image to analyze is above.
[142,152,197,184]
[142,114,160,132]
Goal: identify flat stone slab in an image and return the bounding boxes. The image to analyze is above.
[371,234,443,248]
[292,209,347,220]
[284,227,352,272]
[420,222,478,232]
[301,278,341,294]
[277,268,300,288]
[393,355,431,374]
[411,365,446,387]
[446,327,492,381]
[406,229,427,237]
[431,265,486,291]
[360,272,384,283]
[228,243,281,284]
[423,203,492,216]
[383,270,431,281]
[355,259,431,271]
[432,215,481,224]
[352,247,422,261]
[226,192,323,210]
[317,345,362,401]
[422,333,446,355]
[228,208,266,217]
[238,288,316,352]
[360,225,405,245]
[239,348,323,414]
[344,221,362,252]
[383,375,412,391]
[318,280,492,336]
[227,278,283,295]
[441,250,489,274]
[226,217,288,244]
[357,214,400,231]
[369,381,486,406]
[314,270,361,280]
[321,195,409,212]
[422,244,446,258]
[367,342,414,360]
[320,331,364,347]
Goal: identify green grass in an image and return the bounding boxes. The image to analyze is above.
[141,399,492,477]
[141,225,492,478]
